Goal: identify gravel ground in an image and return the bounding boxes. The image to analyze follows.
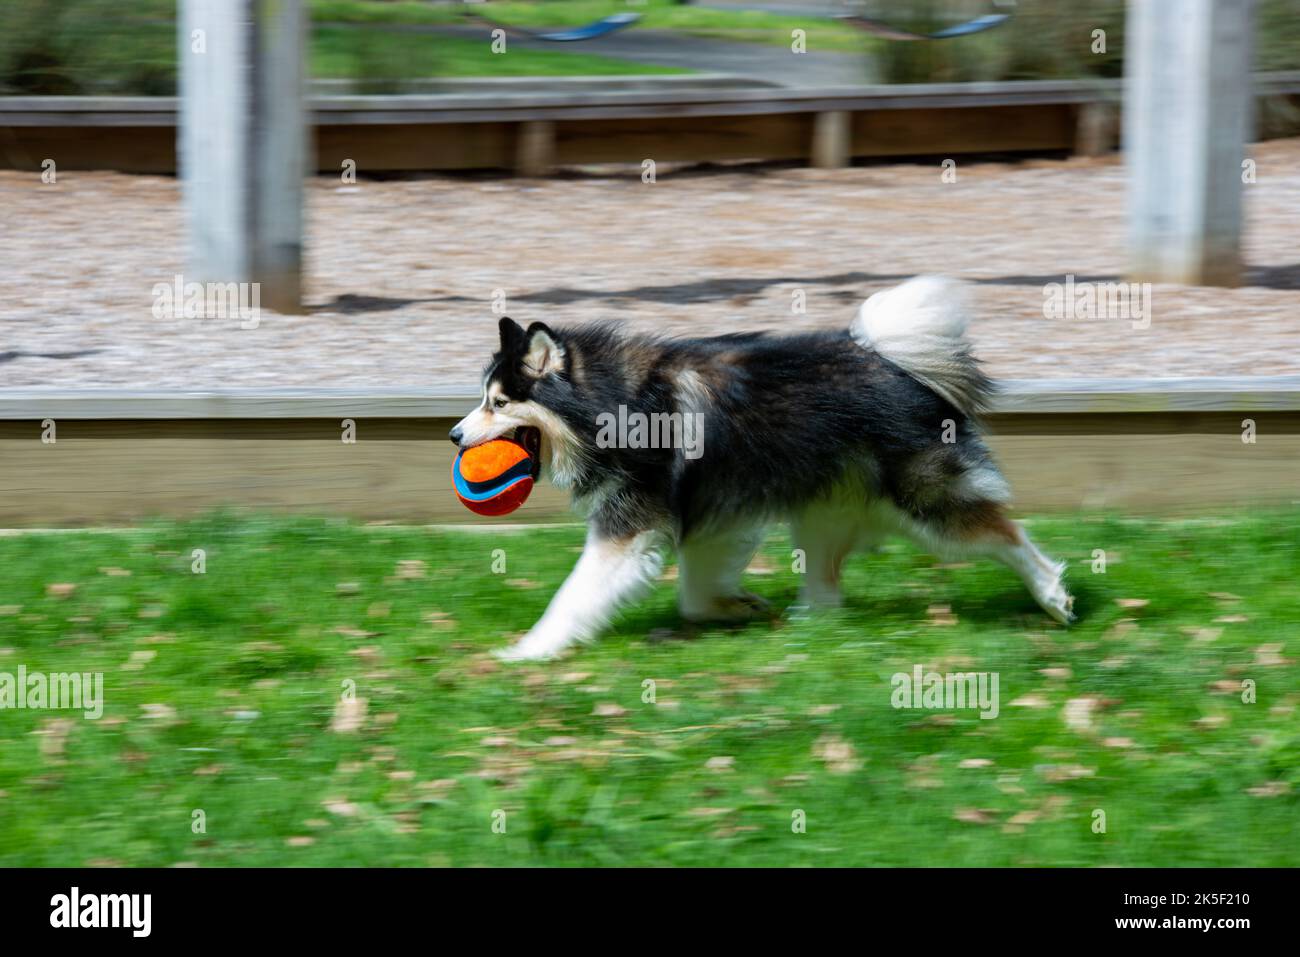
[3,139,1300,391]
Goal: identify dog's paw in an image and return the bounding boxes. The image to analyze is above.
[492,632,567,662]
[1039,584,1076,625]
[493,644,545,663]
[681,591,772,623]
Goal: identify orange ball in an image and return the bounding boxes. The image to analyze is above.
[452,439,535,516]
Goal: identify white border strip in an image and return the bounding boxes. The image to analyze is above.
[1,377,1298,420]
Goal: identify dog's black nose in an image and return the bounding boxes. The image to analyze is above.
[449,426,463,447]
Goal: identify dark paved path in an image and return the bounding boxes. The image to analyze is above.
[397,24,873,86]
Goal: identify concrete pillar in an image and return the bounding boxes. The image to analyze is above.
[811,111,851,169]
[179,0,306,314]
[515,121,556,177]
[1125,0,1254,286]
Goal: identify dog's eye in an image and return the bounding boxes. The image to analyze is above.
[492,397,508,410]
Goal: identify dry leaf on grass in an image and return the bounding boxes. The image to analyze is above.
[394,560,426,580]
[812,733,861,774]
[137,633,176,645]
[121,649,157,671]
[1245,781,1290,798]
[1114,598,1149,609]
[953,808,996,824]
[465,656,500,676]
[1038,764,1095,782]
[334,626,377,639]
[140,703,177,722]
[806,704,840,717]
[416,779,458,801]
[330,696,367,733]
[322,798,359,817]
[34,718,76,761]
[926,604,959,626]
[1103,619,1140,641]
[1255,644,1292,667]
[46,583,76,599]
[423,610,457,630]
[1009,694,1051,709]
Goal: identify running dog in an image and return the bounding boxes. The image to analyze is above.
[450,276,1074,660]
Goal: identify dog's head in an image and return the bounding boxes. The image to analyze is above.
[450,317,584,485]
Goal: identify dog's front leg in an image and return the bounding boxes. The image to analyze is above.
[495,528,662,661]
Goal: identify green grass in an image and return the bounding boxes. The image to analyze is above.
[0,1,688,94]
[0,511,1296,866]
[311,27,686,82]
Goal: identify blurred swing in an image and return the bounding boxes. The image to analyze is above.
[463,11,641,43]
[839,3,1012,41]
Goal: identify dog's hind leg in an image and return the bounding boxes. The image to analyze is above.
[677,524,769,622]
[495,528,662,661]
[896,502,1075,624]
[790,503,865,609]
[885,437,1074,624]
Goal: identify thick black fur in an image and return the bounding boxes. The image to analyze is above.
[490,317,998,542]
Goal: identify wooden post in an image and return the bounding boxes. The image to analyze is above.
[811,111,851,169]
[1125,0,1254,286]
[1075,101,1118,157]
[179,0,306,314]
[515,120,556,177]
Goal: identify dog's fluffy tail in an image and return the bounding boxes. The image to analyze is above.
[850,275,993,417]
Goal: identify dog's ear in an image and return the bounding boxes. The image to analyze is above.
[498,316,525,354]
[522,322,565,378]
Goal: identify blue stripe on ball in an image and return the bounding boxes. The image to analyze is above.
[453,454,533,502]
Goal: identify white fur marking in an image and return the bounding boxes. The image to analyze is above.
[496,529,662,660]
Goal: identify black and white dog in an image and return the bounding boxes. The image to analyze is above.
[451,276,1074,660]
